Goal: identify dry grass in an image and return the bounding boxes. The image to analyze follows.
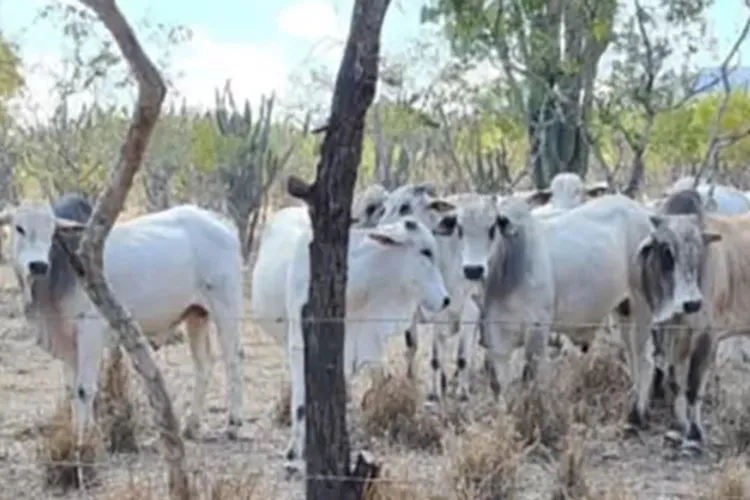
[273,380,292,427]
[36,399,104,493]
[713,384,750,456]
[448,413,522,500]
[505,368,571,454]
[360,372,443,452]
[97,472,265,499]
[564,345,630,427]
[94,348,139,453]
[702,458,750,500]
[551,435,589,500]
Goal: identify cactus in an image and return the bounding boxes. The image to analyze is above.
[212,81,310,259]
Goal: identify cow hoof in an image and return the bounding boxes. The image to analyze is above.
[622,423,642,439]
[680,440,703,457]
[425,392,440,404]
[457,392,470,403]
[664,429,684,447]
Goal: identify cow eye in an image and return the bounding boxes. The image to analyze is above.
[15,225,25,236]
[659,244,674,271]
[399,203,411,215]
[420,248,433,260]
[488,225,496,240]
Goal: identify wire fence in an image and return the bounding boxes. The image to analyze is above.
[1,301,749,499]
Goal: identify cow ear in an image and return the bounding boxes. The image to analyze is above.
[526,189,552,207]
[427,199,455,214]
[636,236,654,258]
[434,214,457,236]
[585,183,609,198]
[55,218,86,232]
[703,232,721,245]
[368,225,407,247]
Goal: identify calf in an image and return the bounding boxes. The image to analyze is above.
[250,207,450,471]
[631,188,748,452]
[1,196,245,448]
[441,194,654,426]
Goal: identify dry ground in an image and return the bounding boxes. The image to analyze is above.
[0,261,749,500]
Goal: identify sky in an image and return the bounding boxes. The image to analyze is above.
[1,0,750,124]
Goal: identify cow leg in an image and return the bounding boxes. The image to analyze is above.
[455,300,480,402]
[403,312,419,380]
[522,322,549,383]
[182,311,213,441]
[73,316,106,467]
[427,325,449,404]
[209,299,244,441]
[617,299,653,433]
[284,319,306,473]
[664,326,694,446]
[682,330,715,453]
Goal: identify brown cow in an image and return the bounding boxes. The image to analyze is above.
[629,188,750,454]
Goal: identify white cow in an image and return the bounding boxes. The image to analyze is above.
[250,205,450,470]
[1,194,245,449]
[529,172,610,218]
[351,183,389,227]
[441,194,654,426]
[665,176,750,215]
[374,184,482,402]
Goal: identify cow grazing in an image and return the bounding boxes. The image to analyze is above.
[630,188,750,452]
[440,194,654,420]
[528,172,610,218]
[250,206,450,470]
[376,183,482,403]
[1,196,245,448]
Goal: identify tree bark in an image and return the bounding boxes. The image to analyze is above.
[72,1,188,498]
[286,0,391,498]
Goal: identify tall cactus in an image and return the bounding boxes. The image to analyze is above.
[212,82,310,259]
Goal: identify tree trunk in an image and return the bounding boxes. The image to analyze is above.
[72,1,188,498]
[286,0,391,499]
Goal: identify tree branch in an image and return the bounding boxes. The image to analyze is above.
[72,1,188,498]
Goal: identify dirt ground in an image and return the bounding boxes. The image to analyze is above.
[0,261,748,500]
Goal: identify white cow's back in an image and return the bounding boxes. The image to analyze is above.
[84,205,241,334]
[251,206,311,342]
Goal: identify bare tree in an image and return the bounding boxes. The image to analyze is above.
[286,0,391,498]
[68,0,188,497]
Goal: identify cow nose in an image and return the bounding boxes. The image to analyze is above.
[28,261,49,276]
[463,266,484,281]
[442,296,451,309]
[683,300,702,314]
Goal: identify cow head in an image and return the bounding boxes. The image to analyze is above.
[435,194,522,283]
[351,183,389,228]
[636,213,721,325]
[525,172,610,210]
[0,202,85,289]
[377,182,456,231]
[366,217,450,313]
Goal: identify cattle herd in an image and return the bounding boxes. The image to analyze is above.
[0,172,748,477]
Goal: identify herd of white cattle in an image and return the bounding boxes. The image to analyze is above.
[0,172,749,474]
